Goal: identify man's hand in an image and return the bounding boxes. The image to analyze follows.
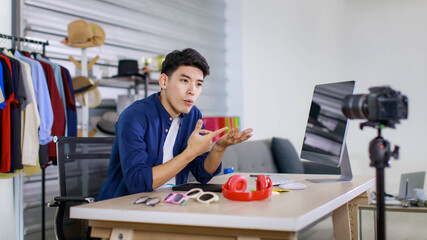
[214,127,253,152]
[186,119,228,158]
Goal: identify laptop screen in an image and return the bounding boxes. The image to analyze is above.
[397,171,426,200]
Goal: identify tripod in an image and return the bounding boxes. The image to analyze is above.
[367,126,399,240]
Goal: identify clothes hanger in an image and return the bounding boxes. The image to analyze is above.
[0,36,5,51]
[8,36,20,53]
[19,39,29,55]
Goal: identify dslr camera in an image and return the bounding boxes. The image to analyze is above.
[341,86,408,128]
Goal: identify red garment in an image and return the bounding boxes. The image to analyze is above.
[0,55,13,172]
[35,60,65,160]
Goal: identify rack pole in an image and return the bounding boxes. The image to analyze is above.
[0,34,49,47]
[41,168,46,240]
[41,39,47,240]
[41,38,46,240]
[81,48,89,137]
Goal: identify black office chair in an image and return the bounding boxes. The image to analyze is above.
[48,136,114,240]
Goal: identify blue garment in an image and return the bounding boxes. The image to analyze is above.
[61,67,77,137]
[15,51,54,144]
[36,54,68,136]
[97,92,221,200]
[0,61,4,109]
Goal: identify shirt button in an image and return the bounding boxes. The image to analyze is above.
[169,117,172,121]
[165,129,168,133]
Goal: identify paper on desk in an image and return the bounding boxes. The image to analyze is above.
[371,197,403,206]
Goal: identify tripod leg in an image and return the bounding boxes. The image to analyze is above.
[376,168,386,240]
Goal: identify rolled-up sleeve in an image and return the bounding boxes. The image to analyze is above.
[190,151,222,184]
[117,111,154,193]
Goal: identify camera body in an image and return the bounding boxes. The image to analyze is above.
[342,86,408,128]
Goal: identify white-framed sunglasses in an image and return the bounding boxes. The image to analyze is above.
[185,188,219,204]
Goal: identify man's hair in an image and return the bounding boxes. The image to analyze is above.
[161,48,210,78]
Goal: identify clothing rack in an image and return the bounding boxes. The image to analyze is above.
[1,33,49,240]
[0,33,49,53]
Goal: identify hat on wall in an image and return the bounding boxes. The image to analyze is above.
[117,94,145,114]
[72,76,101,108]
[61,19,105,48]
[90,111,119,136]
[112,59,148,80]
[73,76,100,94]
[89,22,105,46]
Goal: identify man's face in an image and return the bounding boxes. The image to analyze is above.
[159,65,204,118]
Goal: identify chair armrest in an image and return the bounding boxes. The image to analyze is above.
[47,196,95,207]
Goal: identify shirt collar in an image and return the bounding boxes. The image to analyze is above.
[14,50,22,58]
[154,92,188,121]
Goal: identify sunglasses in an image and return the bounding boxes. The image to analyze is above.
[163,192,188,205]
[185,188,219,204]
[134,196,160,207]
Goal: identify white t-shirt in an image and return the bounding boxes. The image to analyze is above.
[156,117,181,189]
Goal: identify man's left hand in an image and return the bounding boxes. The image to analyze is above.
[214,127,253,151]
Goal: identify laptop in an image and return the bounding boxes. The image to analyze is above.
[396,171,426,200]
[172,183,223,192]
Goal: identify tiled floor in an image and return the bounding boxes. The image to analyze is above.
[299,210,427,240]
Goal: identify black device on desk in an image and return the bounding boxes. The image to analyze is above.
[300,81,356,183]
[172,183,223,192]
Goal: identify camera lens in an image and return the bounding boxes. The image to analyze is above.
[341,94,368,119]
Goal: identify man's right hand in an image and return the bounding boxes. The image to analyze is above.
[186,119,228,158]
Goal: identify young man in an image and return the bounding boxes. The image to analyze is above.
[97,48,253,200]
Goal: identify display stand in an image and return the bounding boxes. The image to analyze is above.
[306,144,353,183]
[100,74,157,98]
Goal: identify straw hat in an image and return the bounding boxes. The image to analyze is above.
[90,111,119,136]
[89,22,105,47]
[61,19,105,48]
[72,76,101,108]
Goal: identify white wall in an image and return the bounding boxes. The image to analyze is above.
[236,0,427,193]
[0,0,17,238]
[225,0,243,121]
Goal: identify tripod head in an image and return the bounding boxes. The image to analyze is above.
[360,121,400,168]
[369,133,399,169]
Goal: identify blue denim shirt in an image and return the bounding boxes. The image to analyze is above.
[97,92,221,200]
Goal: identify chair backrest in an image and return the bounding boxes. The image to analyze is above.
[54,136,114,240]
[221,139,278,173]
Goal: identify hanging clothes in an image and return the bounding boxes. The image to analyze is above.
[3,52,24,172]
[0,61,3,108]
[0,40,77,176]
[36,54,68,136]
[0,55,13,173]
[60,67,77,137]
[0,50,38,176]
[0,78,4,109]
[0,35,80,177]
[15,51,53,145]
[16,51,54,171]
[34,58,65,164]
[5,50,40,167]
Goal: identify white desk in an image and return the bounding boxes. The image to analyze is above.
[71,173,375,240]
